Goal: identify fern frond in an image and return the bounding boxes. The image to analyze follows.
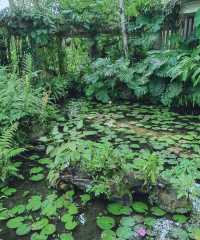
[161,82,183,106]
[6,148,25,159]
[0,123,18,149]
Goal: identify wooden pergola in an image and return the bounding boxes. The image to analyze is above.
[161,0,200,48]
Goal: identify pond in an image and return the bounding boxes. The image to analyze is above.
[0,100,200,240]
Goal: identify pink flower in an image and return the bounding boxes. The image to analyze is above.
[137,227,147,237]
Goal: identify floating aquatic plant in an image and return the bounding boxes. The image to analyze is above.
[60,233,74,240]
[132,202,148,214]
[107,203,132,216]
[7,216,25,229]
[16,223,31,236]
[27,196,42,212]
[96,216,115,230]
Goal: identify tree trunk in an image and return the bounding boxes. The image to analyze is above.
[118,0,129,58]
[8,0,16,11]
[57,36,65,75]
[32,0,41,11]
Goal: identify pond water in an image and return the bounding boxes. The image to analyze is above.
[0,100,200,240]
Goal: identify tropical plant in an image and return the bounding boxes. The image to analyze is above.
[161,158,200,199]
[0,124,25,183]
[84,58,134,103]
[47,138,136,197]
[132,151,164,186]
[0,58,55,128]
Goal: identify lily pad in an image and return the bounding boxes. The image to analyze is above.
[65,221,78,231]
[30,167,44,175]
[31,233,48,240]
[101,230,116,240]
[80,194,91,205]
[64,190,75,200]
[61,214,73,223]
[144,217,157,227]
[172,214,188,224]
[60,233,74,240]
[132,202,148,214]
[151,207,166,216]
[16,224,31,236]
[1,187,16,197]
[96,216,115,230]
[120,217,135,227]
[38,158,52,165]
[10,204,26,215]
[41,204,57,217]
[7,217,24,229]
[107,203,132,216]
[62,214,78,230]
[27,196,42,211]
[67,203,79,215]
[30,174,45,182]
[0,210,14,220]
[116,226,134,239]
[41,224,56,236]
[32,218,49,230]
[55,196,65,209]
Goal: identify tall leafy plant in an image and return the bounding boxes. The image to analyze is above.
[84,58,134,103]
[0,54,55,127]
[0,124,25,183]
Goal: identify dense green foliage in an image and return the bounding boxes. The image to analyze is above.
[1,1,200,239]
[0,124,25,183]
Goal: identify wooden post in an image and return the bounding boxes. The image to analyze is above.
[119,0,129,58]
[57,36,65,75]
[8,0,16,11]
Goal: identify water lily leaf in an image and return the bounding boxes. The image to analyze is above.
[101,230,116,240]
[0,210,14,220]
[60,233,74,240]
[55,196,65,209]
[27,196,42,211]
[10,204,26,215]
[62,214,78,230]
[41,204,57,217]
[38,158,52,165]
[116,226,134,239]
[30,167,44,175]
[132,202,148,213]
[151,207,166,216]
[16,224,31,236]
[65,221,78,231]
[172,214,188,224]
[31,233,48,240]
[96,216,115,230]
[64,190,75,200]
[30,174,45,182]
[41,224,56,236]
[120,217,135,227]
[61,214,73,223]
[144,217,157,227]
[80,194,91,205]
[32,218,49,230]
[67,203,79,215]
[107,203,132,216]
[7,217,24,229]
[1,187,16,197]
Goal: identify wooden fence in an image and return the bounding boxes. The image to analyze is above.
[161,15,195,48]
